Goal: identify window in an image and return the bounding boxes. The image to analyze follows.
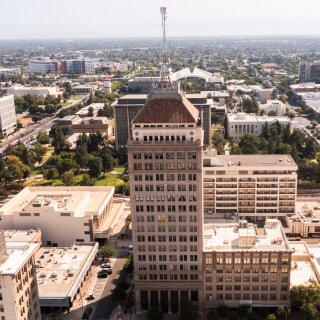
[61,212,70,216]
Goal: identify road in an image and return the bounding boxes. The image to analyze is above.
[91,249,129,320]
[0,116,56,153]
[286,102,311,128]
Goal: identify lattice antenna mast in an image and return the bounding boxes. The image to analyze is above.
[160,7,170,86]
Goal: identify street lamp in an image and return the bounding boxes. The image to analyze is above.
[80,291,86,309]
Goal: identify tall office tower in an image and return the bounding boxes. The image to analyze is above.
[128,81,204,312]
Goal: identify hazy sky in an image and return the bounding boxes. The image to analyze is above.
[1,0,320,39]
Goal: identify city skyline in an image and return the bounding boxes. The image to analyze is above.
[2,0,320,39]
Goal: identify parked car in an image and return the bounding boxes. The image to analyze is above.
[101,263,112,268]
[87,293,95,300]
[97,272,108,278]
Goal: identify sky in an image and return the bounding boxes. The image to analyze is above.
[1,0,320,39]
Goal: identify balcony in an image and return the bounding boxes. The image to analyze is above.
[216,191,237,195]
[257,203,277,207]
[257,191,278,195]
[257,184,278,189]
[216,203,238,208]
[257,197,278,201]
[216,197,237,201]
[216,184,237,189]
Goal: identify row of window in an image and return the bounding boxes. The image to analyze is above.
[137,225,197,232]
[135,195,197,202]
[139,264,198,271]
[142,135,188,142]
[135,206,197,213]
[140,273,199,280]
[137,235,198,242]
[207,293,288,301]
[138,253,199,262]
[133,152,197,160]
[214,284,288,291]
[207,275,286,283]
[205,256,289,265]
[136,215,198,222]
[135,184,197,192]
[207,267,289,274]
[134,174,197,181]
[133,163,197,171]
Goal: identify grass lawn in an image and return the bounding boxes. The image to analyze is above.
[27,172,123,187]
[114,167,125,173]
[70,96,82,101]
[62,102,72,108]
[96,173,123,186]
[31,167,43,176]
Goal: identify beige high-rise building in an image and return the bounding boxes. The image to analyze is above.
[128,83,205,313]
[0,231,41,320]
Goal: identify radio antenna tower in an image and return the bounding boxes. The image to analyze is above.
[160,7,171,87]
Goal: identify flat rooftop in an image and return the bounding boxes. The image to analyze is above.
[228,113,291,123]
[36,243,98,304]
[4,229,41,242]
[204,220,290,252]
[0,242,41,275]
[0,186,114,218]
[204,153,297,169]
[291,201,320,222]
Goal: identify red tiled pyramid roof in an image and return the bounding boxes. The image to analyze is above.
[132,95,199,124]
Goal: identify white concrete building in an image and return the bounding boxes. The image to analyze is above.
[0,231,41,320]
[0,68,21,77]
[28,60,59,74]
[6,86,62,99]
[36,242,99,309]
[0,186,115,246]
[75,103,104,118]
[227,113,291,142]
[0,94,16,136]
[259,100,286,116]
[203,152,297,220]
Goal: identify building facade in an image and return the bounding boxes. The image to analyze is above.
[0,187,115,246]
[6,86,61,99]
[0,231,41,320]
[28,60,59,74]
[259,100,286,116]
[60,59,95,74]
[113,93,212,149]
[299,61,320,82]
[0,68,21,77]
[202,152,297,220]
[128,84,205,313]
[0,94,16,136]
[227,113,291,142]
[203,220,293,310]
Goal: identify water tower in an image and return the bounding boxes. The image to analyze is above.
[103,77,112,94]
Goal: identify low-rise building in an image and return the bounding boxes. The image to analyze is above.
[6,86,62,99]
[0,94,16,136]
[0,186,115,246]
[28,60,59,74]
[75,103,104,118]
[203,219,293,309]
[0,68,21,77]
[227,113,291,142]
[4,229,42,244]
[203,152,297,220]
[35,242,99,310]
[56,115,81,127]
[72,117,114,138]
[259,100,286,116]
[74,85,93,95]
[0,231,41,320]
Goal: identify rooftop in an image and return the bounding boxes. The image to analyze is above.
[204,220,291,252]
[228,113,291,123]
[0,242,41,275]
[4,229,41,243]
[203,153,297,169]
[0,186,114,218]
[36,242,98,305]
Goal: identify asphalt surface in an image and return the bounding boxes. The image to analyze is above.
[91,249,129,320]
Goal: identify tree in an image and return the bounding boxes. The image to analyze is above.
[179,300,199,320]
[276,306,286,319]
[36,131,49,144]
[276,143,291,154]
[266,315,276,320]
[279,94,287,103]
[75,144,89,168]
[43,168,59,181]
[6,155,29,181]
[100,148,114,172]
[237,305,248,318]
[227,311,238,320]
[123,253,134,273]
[88,106,94,117]
[239,134,260,154]
[32,144,48,164]
[147,305,164,320]
[51,129,71,154]
[99,246,116,259]
[311,120,318,128]
[206,309,219,320]
[16,119,23,129]
[212,131,226,155]
[81,174,96,186]
[211,114,222,125]
[268,111,278,116]
[247,312,259,320]
[57,158,79,175]
[111,286,126,301]
[218,305,229,318]
[87,156,103,178]
[61,171,76,186]
[63,91,70,100]
[115,182,130,196]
